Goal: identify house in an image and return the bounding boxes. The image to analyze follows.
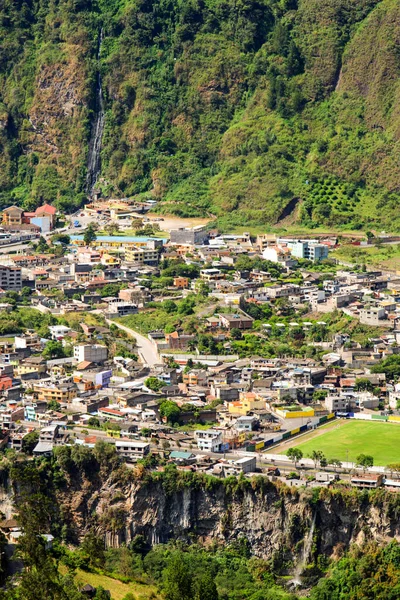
[2,206,24,226]
[165,331,196,350]
[74,344,108,363]
[32,441,54,457]
[49,325,71,340]
[195,429,223,452]
[351,474,383,489]
[235,415,259,431]
[219,313,253,330]
[0,266,22,291]
[235,456,256,473]
[169,450,197,465]
[115,440,150,461]
[173,277,189,289]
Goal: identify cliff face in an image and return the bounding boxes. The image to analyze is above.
[54,473,400,559]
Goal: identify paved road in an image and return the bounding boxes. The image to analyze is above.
[106,319,160,366]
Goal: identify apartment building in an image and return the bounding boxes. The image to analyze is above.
[115,440,150,461]
[74,344,108,364]
[0,266,22,291]
[195,429,223,452]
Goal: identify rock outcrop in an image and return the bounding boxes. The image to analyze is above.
[54,472,400,559]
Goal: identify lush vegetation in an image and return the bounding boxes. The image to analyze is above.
[5,449,400,598]
[2,1,400,229]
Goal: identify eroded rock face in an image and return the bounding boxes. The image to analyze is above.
[53,473,400,558]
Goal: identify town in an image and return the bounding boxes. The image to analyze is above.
[0,197,399,501]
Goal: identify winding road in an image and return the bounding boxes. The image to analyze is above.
[106,319,160,366]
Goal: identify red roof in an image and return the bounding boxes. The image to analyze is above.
[35,204,56,215]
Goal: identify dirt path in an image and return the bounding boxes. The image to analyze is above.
[146,214,212,231]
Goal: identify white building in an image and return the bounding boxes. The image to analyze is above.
[73,344,108,364]
[115,440,150,461]
[195,429,223,452]
[49,325,71,340]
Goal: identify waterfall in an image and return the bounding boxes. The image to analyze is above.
[86,28,105,196]
[291,511,317,587]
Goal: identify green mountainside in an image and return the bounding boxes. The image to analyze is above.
[1,0,400,229]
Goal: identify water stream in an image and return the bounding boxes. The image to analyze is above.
[86,28,105,195]
[291,512,317,587]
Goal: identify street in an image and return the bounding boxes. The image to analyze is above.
[106,319,160,366]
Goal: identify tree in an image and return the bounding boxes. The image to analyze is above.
[36,236,48,253]
[93,587,111,599]
[354,378,374,392]
[356,454,374,472]
[81,532,105,569]
[163,552,192,600]
[193,570,219,600]
[47,400,60,411]
[387,463,400,477]
[310,450,325,469]
[329,458,342,472]
[22,431,39,455]
[287,447,303,468]
[230,328,243,340]
[372,355,400,381]
[313,389,328,402]
[159,400,181,425]
[144,376,164,392]
[42,340,67,359]
[84,223,97,246]
[88,417,100,428]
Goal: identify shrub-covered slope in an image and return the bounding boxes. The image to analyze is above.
[1,0,400,229]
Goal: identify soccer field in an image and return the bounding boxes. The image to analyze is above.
[281,420,400,466]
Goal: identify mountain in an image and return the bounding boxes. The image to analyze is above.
[1,0,400,230]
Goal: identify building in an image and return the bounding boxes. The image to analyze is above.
[200,268,225,282]
[2,206,24,226]
[173,277,189,289]
[33,382,76,403]
[106,302,138,318]
[49,325,71,340]
[235,456,256,473]
[0,266,22,291]
[351,474,383,489]
[219,313,253,330]
[124,247,159,265]
[115,440,150,461]
[195,429,223,452]
[288,240,329,262]
[73,344,108,364]
[170,226,208,246]
[235,415,258,431]
[324,395,353,413]
[359,307,388,326]
[2,204,56,232]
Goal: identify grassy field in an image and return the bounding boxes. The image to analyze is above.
[73,569,160,600]
[281,420,400,466]
[333,243,400,271]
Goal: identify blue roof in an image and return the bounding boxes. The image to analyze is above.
[70,235,166,243]
[170,451,195,459]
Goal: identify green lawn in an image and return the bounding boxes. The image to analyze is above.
[281,420,400,466]
[73,569,160,600]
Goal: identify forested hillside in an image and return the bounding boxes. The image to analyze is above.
[1,0,400,229]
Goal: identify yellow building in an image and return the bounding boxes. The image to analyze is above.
[124,247,159,263]
[275,407,315,419]
[228,393,266,415]
[33,383,76,403]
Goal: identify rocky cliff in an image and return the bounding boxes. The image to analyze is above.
[52,470,400,560]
